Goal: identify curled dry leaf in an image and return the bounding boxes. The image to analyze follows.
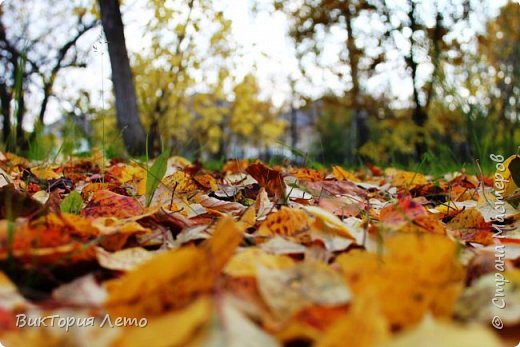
[300,180,366,197]
[0,184,44,219]
[455,270,520,326]
[246,162,286,198]
[258,236,307,255]
[197,194,246,215]
[30,166,62,180]
[201,295,281,347]
[0,167,10,188]
[52,274,107,307]
[497,154,520,198]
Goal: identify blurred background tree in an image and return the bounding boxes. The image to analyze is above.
[0,0,517,170]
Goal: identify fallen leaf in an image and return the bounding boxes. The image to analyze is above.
[303,205,355,239]
[386,168,428,190]
[224,248,294,277]
[52,273,107,307]
[256,261,351,321]
[331,165,360,182]
[30,166,62,180]
[246,162,286,199]
[163,171,198,194]
[317,296,389,347]
[95,246,155,272]
[289,167,324,182]
[82,190,143,218]
[336,233,464,328]
[201,295,280,347]
[105,216,243,317]
[376,318,503,347]
[113,296,213,347]
[257,207,310,237]
[197,194,246,215]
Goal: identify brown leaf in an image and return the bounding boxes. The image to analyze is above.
[246,162,286,199]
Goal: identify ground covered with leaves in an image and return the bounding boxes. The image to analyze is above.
[0,151,519,347]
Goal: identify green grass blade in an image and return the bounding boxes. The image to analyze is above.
[145,150,170,207]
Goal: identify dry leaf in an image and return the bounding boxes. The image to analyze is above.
[257,261,351,321]
[376,318,503,347]
[105,216,243,317]
[113,296,213,347]
[224,248,294,277]
[82,190,144,218]
[257,207,310,237]
[331,165,360,182]
[246,162,286,198]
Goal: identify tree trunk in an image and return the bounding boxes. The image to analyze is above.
[407,0,427,159]
[98,0,146,156]
[345,7,368,162]
[0,82,11,144]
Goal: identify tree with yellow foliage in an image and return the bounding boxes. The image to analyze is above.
[132,0,234,156]
[229,74,286,157]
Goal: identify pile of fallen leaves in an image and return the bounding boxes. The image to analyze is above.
[0,150,519,347]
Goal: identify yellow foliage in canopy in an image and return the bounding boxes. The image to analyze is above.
[231,74,286,147]
[130,2,285,154]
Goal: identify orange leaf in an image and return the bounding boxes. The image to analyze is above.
[290,167,325,182]
[81,190,143,218]
[258,207,310,237]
